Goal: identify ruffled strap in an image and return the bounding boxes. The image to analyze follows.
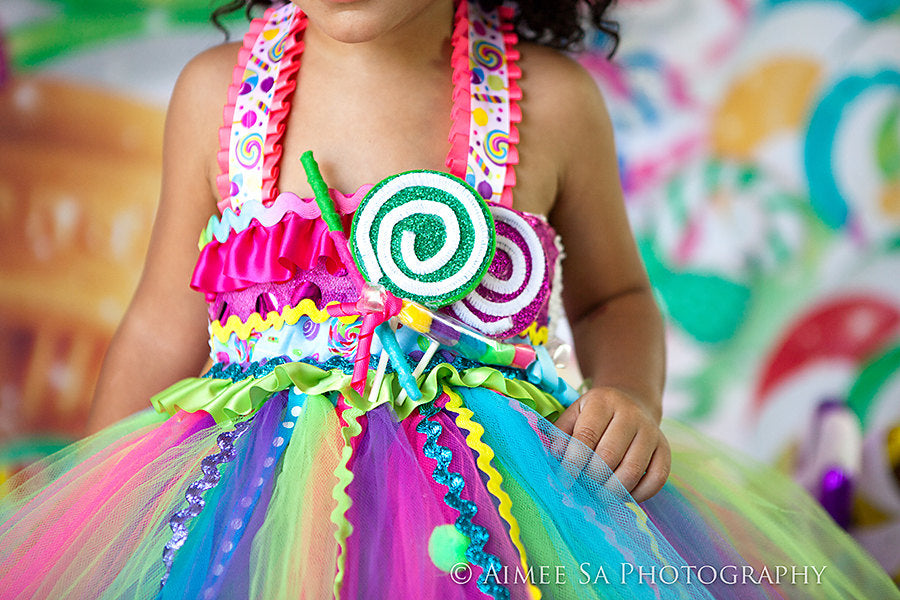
[216,4,307,214]
[217,1,517,214]
[458,1,521,207]
[499,5,522,208]
[446,0,471,180]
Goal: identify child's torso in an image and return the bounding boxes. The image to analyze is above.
[194,1,564,366]
[203,6,560,218]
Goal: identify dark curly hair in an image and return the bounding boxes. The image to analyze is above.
[211,0,619,56]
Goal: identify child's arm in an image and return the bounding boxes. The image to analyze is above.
[541,56,670,502]
[85,47,234,433]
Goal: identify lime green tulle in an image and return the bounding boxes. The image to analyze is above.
[0,409,166,506]
[0,409,233,599]
[660,420,898,599]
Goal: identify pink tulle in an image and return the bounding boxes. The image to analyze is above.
[0,411,216,597]
[341,402,531,599]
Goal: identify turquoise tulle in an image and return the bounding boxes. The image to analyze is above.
[458,387,715,600]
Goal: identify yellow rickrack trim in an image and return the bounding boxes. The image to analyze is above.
[331,401,364,600]
[624,502,671,567]
[210,299,359,343]
[442,387,542,600]
[523,322,548,346]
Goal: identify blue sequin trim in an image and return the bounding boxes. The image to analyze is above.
[202,353,527,383]
[159,419,252,590]
[202,356,290,381]
[416,402,509,600]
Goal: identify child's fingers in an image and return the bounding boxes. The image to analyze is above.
[553,399,581,436]
[562,399,615,475]
[591,414,638,473]
[550,401,581,460]
[630,435,671,503]
[610,429,656,492]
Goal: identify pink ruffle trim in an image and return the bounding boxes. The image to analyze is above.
[260,14,308,206]
[216,1,518,210]
[499,5,522,208]
[264,185,371,220]
[202,184,371,245]
[192,212,354,294]
[216,6,308,213]
[216,14,266,209]
[446,0,470,179]
[445,2,521,207]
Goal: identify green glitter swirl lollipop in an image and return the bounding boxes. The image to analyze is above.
[350,170,496,308]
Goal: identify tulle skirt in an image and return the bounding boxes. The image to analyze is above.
[0,373,896,599]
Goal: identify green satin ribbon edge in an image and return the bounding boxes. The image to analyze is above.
[151,361,566,426]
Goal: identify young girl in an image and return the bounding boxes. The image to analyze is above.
[0,0,896,598]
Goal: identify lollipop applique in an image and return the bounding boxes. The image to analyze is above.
[446,204,553,339]
[350,171,496,308]
[300,151,578,408]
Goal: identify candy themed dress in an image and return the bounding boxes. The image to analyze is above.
[1,2,898,599]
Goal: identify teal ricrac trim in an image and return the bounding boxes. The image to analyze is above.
[416,401,509,600]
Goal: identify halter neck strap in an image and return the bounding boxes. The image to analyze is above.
[217,1,521,215]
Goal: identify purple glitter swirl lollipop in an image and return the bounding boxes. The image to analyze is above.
[445,205,553,339]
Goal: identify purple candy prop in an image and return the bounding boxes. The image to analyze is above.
[445,205,554,339]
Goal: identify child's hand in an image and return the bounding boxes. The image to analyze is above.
[553,386,670,502]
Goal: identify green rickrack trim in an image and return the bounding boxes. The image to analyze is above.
[331,403,364,600]
[153,359,565,426]
[417,401,509,599]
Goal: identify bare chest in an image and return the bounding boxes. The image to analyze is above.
[263,73,558,217]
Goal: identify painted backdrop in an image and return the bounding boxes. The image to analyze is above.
[580,0,899,579]
[0,0,898,580]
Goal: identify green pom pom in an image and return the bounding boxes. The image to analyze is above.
[428,524,470,573]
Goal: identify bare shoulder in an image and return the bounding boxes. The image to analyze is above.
[516,47,645,318]
[163,42,243,196]
[178,42,242,90]
[168,41,242,134]
[517,43,614,150]
[517,42,602,95]
[513,43,617,215]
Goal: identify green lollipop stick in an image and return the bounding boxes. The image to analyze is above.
[300,150,365,289]
[300,150,344,233]
[300,150,417,400]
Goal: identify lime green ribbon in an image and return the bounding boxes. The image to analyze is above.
[152,361,566,426]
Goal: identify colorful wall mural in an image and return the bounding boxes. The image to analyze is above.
[0,0,233,468]
[580,0,899,579]
[0,0,898,582]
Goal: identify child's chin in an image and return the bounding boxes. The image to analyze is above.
[297,0,449,45]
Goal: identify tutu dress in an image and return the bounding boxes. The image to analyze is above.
[1,3,897,599]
